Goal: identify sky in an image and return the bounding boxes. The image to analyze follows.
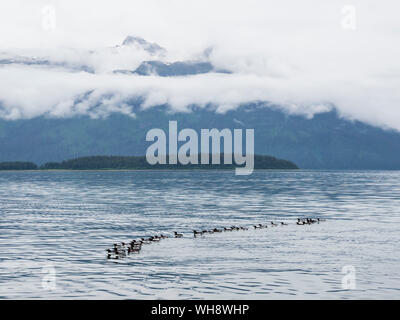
[0,0,399,130]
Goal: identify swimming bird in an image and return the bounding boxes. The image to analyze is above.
[213,228,222,233]
[113,244,122,254]
[280,222,288,226]
[306,218,314,224]
[174,231,183,238]
[130,245,141,253]
[140,237,151,244]
[149,236,160,242]
[193,230,202,237]
[130,239,142,246]
[131,242,142,248]
[114,248,126,257]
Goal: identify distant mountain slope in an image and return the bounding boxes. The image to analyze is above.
[0,105,399,169]
[134,60,214,76]
[113,60,231,76]
[113,60,214,76]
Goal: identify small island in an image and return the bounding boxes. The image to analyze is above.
[0,155,298,171]
[0,161,38,170]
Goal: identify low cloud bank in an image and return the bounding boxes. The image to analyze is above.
[0,60,399,131]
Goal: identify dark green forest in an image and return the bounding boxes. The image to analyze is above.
[0,154,298,170]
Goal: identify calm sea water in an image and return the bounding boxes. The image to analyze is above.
[0,170,399,299]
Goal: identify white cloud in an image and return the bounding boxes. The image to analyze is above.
[0,0,399,130]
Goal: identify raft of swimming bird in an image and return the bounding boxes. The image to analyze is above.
[106,217,325,259]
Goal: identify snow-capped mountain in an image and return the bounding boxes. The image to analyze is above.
[119,36,167,56]
[0,36,219,75]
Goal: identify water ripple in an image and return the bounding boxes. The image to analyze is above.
[0,170,399,299]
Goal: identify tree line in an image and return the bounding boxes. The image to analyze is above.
[0,155,298,170]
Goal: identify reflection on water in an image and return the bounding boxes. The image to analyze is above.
[0,170,399,299]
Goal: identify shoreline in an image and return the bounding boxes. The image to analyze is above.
[0,168,300,172]
[2,168,400,172]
